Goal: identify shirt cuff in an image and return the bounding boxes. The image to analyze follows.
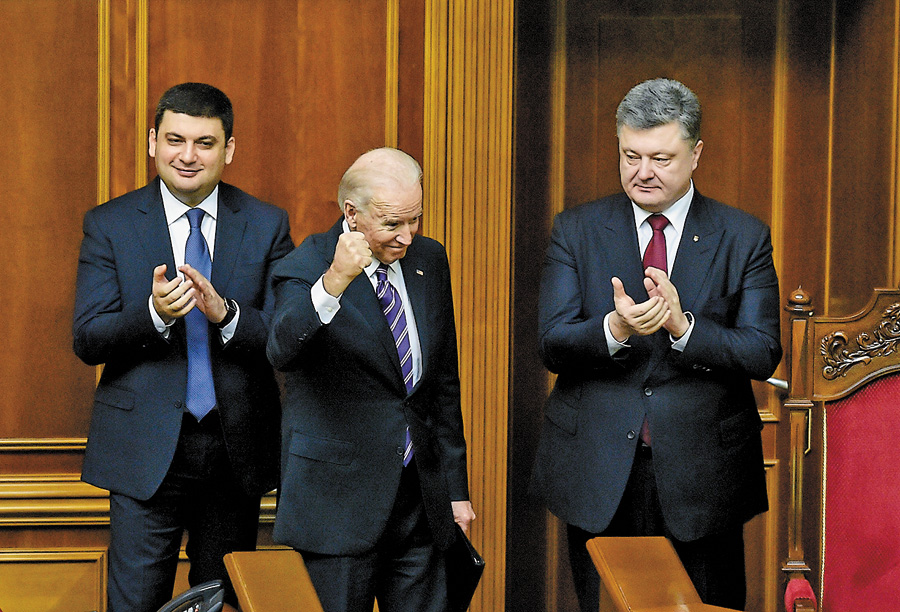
[311,275,342,324]
[670,311,695,351]
[149,294,176,338]
[604,311,630,355]
[218,303,239,343]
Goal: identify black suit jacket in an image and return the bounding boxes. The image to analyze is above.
[531,190,782,541]
[267,219,469,556]
[73,178,294,500]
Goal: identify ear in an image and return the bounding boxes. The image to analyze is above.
[343,200,358,230]
[691,139,703,171]
[148,128,157,158]
[224,136,236,165]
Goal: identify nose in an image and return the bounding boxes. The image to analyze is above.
[397,224,413,246]
[179,142,198,163]
[637,158,654,181]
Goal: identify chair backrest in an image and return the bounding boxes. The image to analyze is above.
[155,580,224,612]
[782,287,900,611]
[586,537,737,612]
[223,549,324,612]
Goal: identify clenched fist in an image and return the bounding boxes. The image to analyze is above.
[323,231,373,297]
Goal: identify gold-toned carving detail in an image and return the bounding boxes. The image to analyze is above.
[820,302,900,379]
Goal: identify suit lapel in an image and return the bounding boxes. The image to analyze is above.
[670,192,723,310]
[210,183,246,293]
[134,179,177,274]
[400,248,429,376]
[603,195,646,296]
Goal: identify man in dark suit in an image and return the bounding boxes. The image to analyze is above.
[73,83,293,612]
[531,78,782,611]
[267,147,475,612]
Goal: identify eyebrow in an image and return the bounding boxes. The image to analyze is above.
[164,131,218,142]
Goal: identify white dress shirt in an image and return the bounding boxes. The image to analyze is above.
[148,182,238,341]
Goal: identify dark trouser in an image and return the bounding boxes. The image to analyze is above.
[301,460,448,612]
[567,443,747,612]
[107,412,261,612]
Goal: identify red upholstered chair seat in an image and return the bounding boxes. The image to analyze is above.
[822,373,900,610]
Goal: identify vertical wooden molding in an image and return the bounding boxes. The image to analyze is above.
[97,0,110,207]
[424,1,513,609]
[549,0,567,220]
[546,4,567,611]
[825,0,837,313]
[771,0,787,281]
[893,0,900,285]
[135,0,148,188]
[385,0,400,147]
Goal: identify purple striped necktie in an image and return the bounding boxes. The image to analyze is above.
[375,263,414,466]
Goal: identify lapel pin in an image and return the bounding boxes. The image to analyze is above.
[416,269,424,275]
[693,235,699,242]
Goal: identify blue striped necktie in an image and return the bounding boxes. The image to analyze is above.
[375,263,414,466]
[184,208,216,421]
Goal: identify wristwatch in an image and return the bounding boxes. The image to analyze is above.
[216,297,238,329]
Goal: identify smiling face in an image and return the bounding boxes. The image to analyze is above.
[345,181,423,265]
[149,110,235,206]
[618,122,703,213]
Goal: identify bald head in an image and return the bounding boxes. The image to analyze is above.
[338,147,423,213]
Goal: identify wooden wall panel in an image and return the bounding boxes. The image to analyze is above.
[145,0,388,241]
[830,0,897,315]
[0,0,99,442]
[0,549,107,612]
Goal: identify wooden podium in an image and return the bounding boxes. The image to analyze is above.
[223,549,324,612]
[586,537,739,612]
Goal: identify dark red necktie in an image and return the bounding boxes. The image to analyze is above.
[640,214,669,446]
[642,214,669,274]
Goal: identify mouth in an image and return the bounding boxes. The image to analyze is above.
[174,167,201,178]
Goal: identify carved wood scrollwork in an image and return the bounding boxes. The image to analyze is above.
[820,302,900,379]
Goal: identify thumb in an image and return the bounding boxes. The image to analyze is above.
[153,264,168,282]
[611,276,626,299]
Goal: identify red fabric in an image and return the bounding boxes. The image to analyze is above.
[824,373,900,610]
[785,578,816,612]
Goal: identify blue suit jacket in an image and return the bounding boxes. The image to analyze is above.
[531,190,782,541]
[73,178,294,500]
[267,219,469,556]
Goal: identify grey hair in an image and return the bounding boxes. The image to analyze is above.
[338,147,423,212]
[616,78,701,147]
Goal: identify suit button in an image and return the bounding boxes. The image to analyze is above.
[627,430,636,440]
[643,388,653,396]
[396,446,404,456]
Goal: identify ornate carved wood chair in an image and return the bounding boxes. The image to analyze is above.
[782,287,900,612]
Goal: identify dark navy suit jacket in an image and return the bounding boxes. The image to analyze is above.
[531,190,782,542]
[267,219,469,556]
[73,178,294,500]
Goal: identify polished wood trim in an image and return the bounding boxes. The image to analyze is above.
[0,474,276,528]
[423,1,513,609]
[824,0,837,314]
[892,0,900,285]
[385,0,400,147]
[549,0,566,221]
[0,476,108,527]
[0,439,88,452]
[135,0,148,188]
[98,0,110,206]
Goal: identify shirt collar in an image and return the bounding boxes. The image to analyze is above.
[631,180,694,235]
[160,181,219,225]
